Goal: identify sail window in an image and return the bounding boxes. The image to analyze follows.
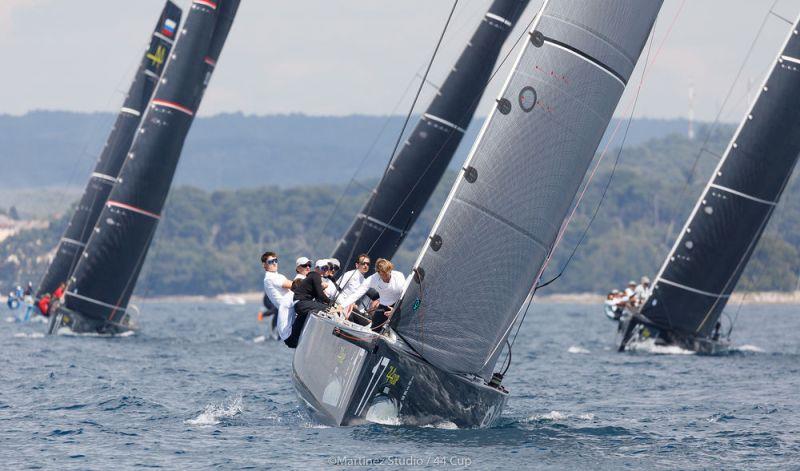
[704,206,713,215]
[519,86,536,112]
[685,240,694,250]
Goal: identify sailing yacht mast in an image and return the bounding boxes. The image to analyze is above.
[36,1,182,299]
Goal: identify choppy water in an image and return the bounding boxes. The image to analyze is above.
[1,301,799,469]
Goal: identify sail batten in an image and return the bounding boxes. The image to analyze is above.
[641,13,800,337]
[332,0,531,268]
[394,0,663,379]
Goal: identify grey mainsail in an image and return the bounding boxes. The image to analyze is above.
[331,0,531,269]
[394,0,663,379]
[639,13,800,338]
[58,0,240,329]
[36,1,182,299]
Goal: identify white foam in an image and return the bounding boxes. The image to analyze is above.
[567,345,590,354]
[529,411,594,422]
[252,335,266,343]
[626,338,695,355]
[13,332,45,338]
[186,397,243,426]
[5,317,16,323]
[56,327,135,338]
[736,344,764,353]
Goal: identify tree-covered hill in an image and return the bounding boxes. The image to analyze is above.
[3,123,799,297]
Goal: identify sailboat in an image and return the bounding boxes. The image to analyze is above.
[293,0,663,427]
[619,11,800,353]
[331,0,531,270]
[36,1,183,302]
[48,0,241,335]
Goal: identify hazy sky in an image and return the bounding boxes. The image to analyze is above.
[2,0,800,120]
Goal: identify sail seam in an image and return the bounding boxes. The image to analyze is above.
[543,38,627,86]
[91,172,116,183]
[423,113,466,133]
[120,107,141,117]
[359,214,404,234]
[106,201,161,220]
[709,183,777,206]
[61,237,86,248]
[455,197,551,252]
[657,278,730,299]
[152,99,194,116]
[780,54,800,65]
[485,13,512,27]
[65,291,127,312]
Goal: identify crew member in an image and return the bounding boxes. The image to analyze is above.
[634,276,651,304]
[337,254,370,307]
[262,251,292,308]
[287,259,336,348]
[340,258,406,332]
[295,256,312,280]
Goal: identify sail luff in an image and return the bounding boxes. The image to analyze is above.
[331,0,531,269]
[60,0,240,325]
[36,1,182,298]
[641,13,800,337]
[394,0,664,379]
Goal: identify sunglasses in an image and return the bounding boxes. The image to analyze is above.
[265,259,278,265]
[320,266,331,271]
[358,261,371,266]
[299,263,312,268]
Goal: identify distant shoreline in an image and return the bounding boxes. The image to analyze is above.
[5,291,800,306]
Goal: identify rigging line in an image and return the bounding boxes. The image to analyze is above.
[312,0,486,250]
[672,0,778,218]
[336,1,536,282]
[334,0,461,295]
[506,0,681,358]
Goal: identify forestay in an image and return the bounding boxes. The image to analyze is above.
[332,0,531,269]
[36,1,182,299]
[63,0,240,325]
[641,14,800,337]
[395,0,663,379]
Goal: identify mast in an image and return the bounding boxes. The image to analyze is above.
[60,0,240,326]
[331,0,531,269]
[36,1,182,298]
[394,0,663,380]
[640,14,800,338]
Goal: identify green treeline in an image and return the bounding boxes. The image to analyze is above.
[2,125,799,296]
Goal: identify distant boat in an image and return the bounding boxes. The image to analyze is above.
[331,0,531,270]
[618,12,800,353]
[293,0,663,427]
[36,1,182,301]
[48,0,241,335]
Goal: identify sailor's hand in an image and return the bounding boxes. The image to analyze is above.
[369,299,380,311]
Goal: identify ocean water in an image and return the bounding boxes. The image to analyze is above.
[1,301,799,469]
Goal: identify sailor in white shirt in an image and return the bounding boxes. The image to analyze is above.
[294,256,312,280]
[336,253,370,305]
[624,280,637,300]
[634,276,651,304]
[262,251,292,307]
[340,258,407,331]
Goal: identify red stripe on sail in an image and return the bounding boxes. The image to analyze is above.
[106,201,161,220]
[152,99,194,116]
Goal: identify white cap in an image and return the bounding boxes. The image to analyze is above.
[628,280,637,286]
[315,259,329,269]
[640,276,651,284]
[329,258,340,268]
[296,256,311,266]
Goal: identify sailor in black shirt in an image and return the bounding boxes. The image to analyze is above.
[285,259,333,348]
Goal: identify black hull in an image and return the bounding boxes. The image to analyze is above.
[292,314,507,427]
[617,315,730,354]
[47,306,134,336]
